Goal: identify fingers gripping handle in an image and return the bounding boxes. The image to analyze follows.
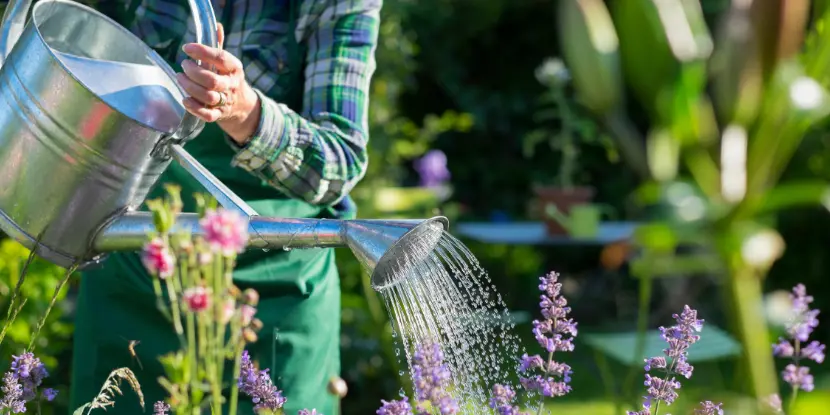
[178,0,220,141]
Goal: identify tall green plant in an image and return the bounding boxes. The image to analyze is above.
[560,0,830,412]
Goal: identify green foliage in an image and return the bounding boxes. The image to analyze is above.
[561,0,830,410]
[0,239,73,371]
[523,58,618,187]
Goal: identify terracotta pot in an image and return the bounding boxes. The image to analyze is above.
[532,185,596,236]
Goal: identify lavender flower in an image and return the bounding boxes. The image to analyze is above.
[414,150,451,188]
[411,342,458,414]
[238,350,286,412]
[518,271,575,399]
[628,306,712,415]
[153,400,171,415]
[695,401,724,415]
[10,352,48,401]
[0,372,25,414]
[377,397,413,415]
[42,388,58,402]
[773,284,825,397]
[488,384,528,415]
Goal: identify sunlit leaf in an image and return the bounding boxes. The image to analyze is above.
[557,0,622,115]
[613,0,712,118]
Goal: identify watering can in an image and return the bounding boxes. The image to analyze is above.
[544,203,613,238]
[0,0,447,290]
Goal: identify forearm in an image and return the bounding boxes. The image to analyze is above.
[227,88,369,206]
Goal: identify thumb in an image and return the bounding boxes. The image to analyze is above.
[217,23,225,51]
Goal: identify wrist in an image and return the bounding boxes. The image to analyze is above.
[220,84,261,146]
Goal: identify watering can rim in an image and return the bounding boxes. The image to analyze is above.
[19,0,188,135]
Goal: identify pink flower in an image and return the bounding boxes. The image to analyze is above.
[183,287,212,312]
[200,209,249,256]
[221,299,236,324]
[241,305,257,326]
[141,237,175,279]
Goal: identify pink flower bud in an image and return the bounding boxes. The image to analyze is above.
[141,237,175,279]
[221,299,236,324]
[183,287,212,312]
[241,305,257,326]
[199,209,249,256]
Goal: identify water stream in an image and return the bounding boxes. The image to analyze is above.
[377,231,525,413]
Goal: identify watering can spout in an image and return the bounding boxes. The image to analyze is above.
[92,213,450,292]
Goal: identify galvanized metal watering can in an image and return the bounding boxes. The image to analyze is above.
[0,0,447,289]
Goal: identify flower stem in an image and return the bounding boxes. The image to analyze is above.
[789,340,802,414]
[0,246,37,346]
[534,350,555,415]
[28,263,77,351]
[228,341,245,415]
[789,386,799,414]
[166,277,185,338]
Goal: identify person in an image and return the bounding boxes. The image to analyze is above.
[69,0,382,414]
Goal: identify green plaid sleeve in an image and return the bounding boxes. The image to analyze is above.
[230,0,381,206]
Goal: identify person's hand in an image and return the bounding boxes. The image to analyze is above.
[177,23,261,145]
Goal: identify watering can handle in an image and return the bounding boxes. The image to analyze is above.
[0,0,32,66]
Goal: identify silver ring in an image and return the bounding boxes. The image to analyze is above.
[216,91,227,107]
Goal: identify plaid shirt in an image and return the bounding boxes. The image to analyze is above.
[123,0,380,212]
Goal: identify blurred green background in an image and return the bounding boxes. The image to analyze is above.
[1,0,830,414]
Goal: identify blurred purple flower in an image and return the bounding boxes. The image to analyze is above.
[376,396,413,415]
[519,271,575,399]
[411,342,458,414]
[773,284,825,394]
[153,401,170,415]
[10,352,48,402]
[298,409,319,415]
[42,388,57,402]
[238,350,286,412]
[0,372,25,413]
[695,401,724,415]
[489,384,528,415]
[414,150,451,188]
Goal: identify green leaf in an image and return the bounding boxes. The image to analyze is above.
[582,324,741,366]
[613,0,712,118]
[557,0,623,115]
[746,181,830,215]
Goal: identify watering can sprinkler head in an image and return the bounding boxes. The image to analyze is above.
[342,217,449,290]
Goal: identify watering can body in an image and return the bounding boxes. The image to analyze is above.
[0,0,217,268]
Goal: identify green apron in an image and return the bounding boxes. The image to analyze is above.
[69,3,342,414]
